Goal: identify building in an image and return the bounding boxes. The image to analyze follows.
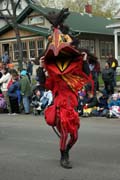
[0,2,117,67]
[106,9,120,64]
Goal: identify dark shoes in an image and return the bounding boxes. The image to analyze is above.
[60,158,72,169]
[25,112,30,115]
[60,150,72,169]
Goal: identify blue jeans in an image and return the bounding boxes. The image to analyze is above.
[22,96,30,113]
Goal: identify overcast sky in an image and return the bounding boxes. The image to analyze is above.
[117,0,120,4]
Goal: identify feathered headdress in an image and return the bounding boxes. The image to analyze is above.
[44,8,70,29]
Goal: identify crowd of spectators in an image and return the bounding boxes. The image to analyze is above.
[0,53,120,118]
[0,59,52,115]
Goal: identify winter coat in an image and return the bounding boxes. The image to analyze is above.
[98,96,108,109]
[0,72,11,92]
[84,96,98,108]
[36,66,46,84]
[102,68,114,82]
[8,81,20,100]
[20,75,31,96]
[108,99,120,108]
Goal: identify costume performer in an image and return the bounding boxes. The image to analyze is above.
[43,8,94,169]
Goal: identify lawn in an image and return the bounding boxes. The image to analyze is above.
[99,74,120,86]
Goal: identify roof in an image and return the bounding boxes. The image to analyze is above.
[106,22,120,29]
[29,3,115,35]
[66,12,114,35]
[0,24,11,35]
[18,24,50,36]
[0,3,116,36]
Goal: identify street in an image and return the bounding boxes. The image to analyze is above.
[0,114,120,180]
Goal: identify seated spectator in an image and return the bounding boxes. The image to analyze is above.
[107,93,120,118]
[117,90,120,99]
[31,89,53,115]
[92,89,109,117]
[77,88,86,116]
[0,93,7,113]
[82,91,98,117]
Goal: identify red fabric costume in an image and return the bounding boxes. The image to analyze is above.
[43,8,93,168]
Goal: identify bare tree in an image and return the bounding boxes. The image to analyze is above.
[64,0,119,18]
[0,0,28,70]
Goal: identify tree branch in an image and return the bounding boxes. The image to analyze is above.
[14,0,21,12]
[0,10,12,26]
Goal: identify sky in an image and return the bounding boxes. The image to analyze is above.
[116,0,120,5]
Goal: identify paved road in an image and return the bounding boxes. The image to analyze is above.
[0,114,120,180]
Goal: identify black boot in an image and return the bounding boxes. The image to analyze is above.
[60,150,72,169]
[65,144,71,161]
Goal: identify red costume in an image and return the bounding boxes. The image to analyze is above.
[43,8,93,169]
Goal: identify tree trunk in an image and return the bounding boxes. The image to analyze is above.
[14,24,23,70]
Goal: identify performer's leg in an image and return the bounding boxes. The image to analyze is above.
[60,124,68,151]
[66,128,78,160]
[59,124,72,169]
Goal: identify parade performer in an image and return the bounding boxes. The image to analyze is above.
[43,8,94,169]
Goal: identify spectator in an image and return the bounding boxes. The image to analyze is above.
[31,89,53,115]
[20,70,31,114]
[82,91,98,117]
[31,88,43,115]
[27,60,33,76]
[2,51,9,64]
[0,67,11,113]
[92,89,109,117]
[7,63,15,70]
[107,93,120,118]
[0,93,7,113]
[102,62,114,95]
[94,60,101,91]
[36,56,47,91]
[107,54,118,87]
[0,63,3,79]
[77,88,86,116]
[8,72,20,115]
[88,54,98,93]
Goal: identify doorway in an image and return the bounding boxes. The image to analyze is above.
[2,44,9,55]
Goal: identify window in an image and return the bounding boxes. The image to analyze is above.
[12,41,27,61]
[37,39,44,57]
[79,39,95,54]
[100,41,114,58]
[29,41,35,59]
[13,42,19,61]
[22,42,27,58]
[28,15,44,25]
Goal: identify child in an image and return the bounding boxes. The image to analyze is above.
[92,90,109,117]
[82,91,98,117]
[0,93,7,113]
[77,89,86,116]
[107,93,120,118]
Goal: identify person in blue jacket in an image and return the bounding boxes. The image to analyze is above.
[8,72,20,114]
